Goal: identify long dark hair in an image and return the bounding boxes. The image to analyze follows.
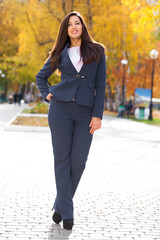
[49,11,105,70]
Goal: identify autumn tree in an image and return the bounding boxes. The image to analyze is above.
[0,0,160,108]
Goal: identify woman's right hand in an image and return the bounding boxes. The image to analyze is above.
[46,93,53,101]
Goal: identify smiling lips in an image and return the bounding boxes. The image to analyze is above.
[71,30,78,34]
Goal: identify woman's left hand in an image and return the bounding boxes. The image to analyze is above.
[89,117,102,135]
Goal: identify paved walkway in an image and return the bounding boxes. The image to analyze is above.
[0,103,24,129]
[0,103,160,239]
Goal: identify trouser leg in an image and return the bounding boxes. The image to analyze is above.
[53,116,93,213]
[48,99,93,220]
[70,117,93,197]
[48,103,74,219]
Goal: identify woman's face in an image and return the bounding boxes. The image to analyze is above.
[67,15,82,40]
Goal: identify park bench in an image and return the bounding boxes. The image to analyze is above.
[123,106,136,118]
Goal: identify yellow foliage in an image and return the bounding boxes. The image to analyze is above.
[0,0,160,97]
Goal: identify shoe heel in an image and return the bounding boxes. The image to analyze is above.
[52,212,62,224]
[63,219,74,230]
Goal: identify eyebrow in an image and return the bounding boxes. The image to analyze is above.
[68,20,80,24]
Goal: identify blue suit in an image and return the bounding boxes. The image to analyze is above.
[36,42,106,220]
[36,42,106,119]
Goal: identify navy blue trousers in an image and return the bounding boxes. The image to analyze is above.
[48,98,93,220]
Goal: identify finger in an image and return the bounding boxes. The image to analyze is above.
[90,124,95,134]
[89,120,93,127]
[90,127,95,135]
[90,125,93,134]
[90,128,94,134]
[90,124,100,134]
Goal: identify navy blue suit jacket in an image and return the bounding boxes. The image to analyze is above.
[36,43,106,119]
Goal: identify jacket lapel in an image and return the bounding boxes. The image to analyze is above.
[60,42,85,75]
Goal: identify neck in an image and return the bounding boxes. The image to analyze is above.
[70,38,81,47]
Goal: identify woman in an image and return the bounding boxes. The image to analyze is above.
[36,11,106,230]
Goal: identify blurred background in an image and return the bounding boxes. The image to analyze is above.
[0,0,160,118]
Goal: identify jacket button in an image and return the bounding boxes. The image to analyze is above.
[75,74,81,78]
[81,76,84,78]
[72,98,75,101]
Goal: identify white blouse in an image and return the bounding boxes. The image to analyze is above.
[67,46,83,73]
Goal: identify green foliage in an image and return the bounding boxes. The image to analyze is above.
[23,102,49,114]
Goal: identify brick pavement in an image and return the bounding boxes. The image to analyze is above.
[0,105,160,239]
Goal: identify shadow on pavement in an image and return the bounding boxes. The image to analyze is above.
[48,223,72,239]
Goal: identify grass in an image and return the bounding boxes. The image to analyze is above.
[104,110,160,127]
[11,102,49,127]
[131,118,160,126]
[12,103,160,127]
[12,116,48,127]
[11,115,160,128]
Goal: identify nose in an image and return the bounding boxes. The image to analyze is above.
[72,24,77,29]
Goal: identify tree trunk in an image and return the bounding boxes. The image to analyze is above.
[115,81,121,112]
[24,83,29,103]
[4,81,8,101]
[106,82,113,111]
[104,96,107,110]
[87,0,93,30]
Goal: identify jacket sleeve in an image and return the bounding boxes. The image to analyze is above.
[92,53,106,119]
[36,56,57,102]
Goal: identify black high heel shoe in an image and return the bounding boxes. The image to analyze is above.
[52,212,62,224]
[63,219,74,230]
